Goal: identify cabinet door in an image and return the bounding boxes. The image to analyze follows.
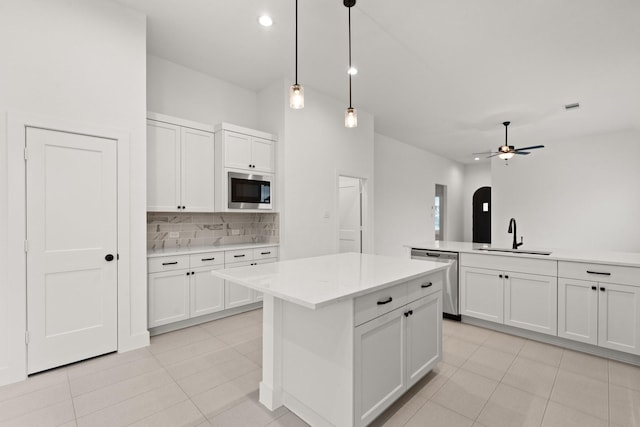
[181,127,214,212]
[251,259,277,303]
[355,308,406,427]
[598,282,640,355]
[558,278,598,345]
[190,267,225,318]
[251,137,274,172]
[148,270,190,328]
[460,267,504,323]
[224,260,255,309]
[147,120,180,212]
[224,131,252,170]
[504,272,557,335]
[406,293,441,389]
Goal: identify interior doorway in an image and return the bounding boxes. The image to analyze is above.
[26,127,118,374]
[434,184,446,241]
[338,175,364,253]
[472,186,491,243]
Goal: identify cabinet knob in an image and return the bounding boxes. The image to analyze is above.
[404,311,410,317]
[177,206,181,209]
[186,272,191,276]
[499,274,503,278]
[600,287,606,292]
[591,286,597,290]
[505,275,509,279]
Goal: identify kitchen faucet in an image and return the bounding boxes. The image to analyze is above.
[508,218,523,250]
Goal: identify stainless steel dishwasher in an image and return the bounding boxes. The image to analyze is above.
[411,249,460,320]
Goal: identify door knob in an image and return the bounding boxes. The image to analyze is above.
[105,254,114,262]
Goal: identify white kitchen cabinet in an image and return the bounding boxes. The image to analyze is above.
[354,274,442,426]
[190,266,225,317]
[147,115,214,212]
[558,276,640,355]
[148,269,190,328]
[225,256,277,308]
[217,128,275,173]
[460,254,558,336]
[504,271,557,335]
[460,266,504,323]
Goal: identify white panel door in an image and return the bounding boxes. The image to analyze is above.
[504,272,557,335]
[190,267,225,317]
[147,120,181,211]
[181,127,214,212]
[459,267,504,323]
[251,137,274,172]
[339,176,362,253]
[224,131,252,170]
[26,127,117,374]
[598,282,640,355]
[558,278,598,345]
[406,293,441,389]
[355,308,406,427]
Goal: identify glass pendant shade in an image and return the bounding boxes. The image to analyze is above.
[345,107,357,128]
[289,84,304,109]
[498,151,515,160]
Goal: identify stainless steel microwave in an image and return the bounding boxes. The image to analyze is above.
[228,171,272,210]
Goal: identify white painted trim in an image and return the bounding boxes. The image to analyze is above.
[2,111,148,386]
[146,111,214,133]
[336,171,372,255]
[214,122,277,141]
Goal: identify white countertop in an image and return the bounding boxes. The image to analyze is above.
[407,241,640,268]
[147,243,278,258]
[211,252,448,310]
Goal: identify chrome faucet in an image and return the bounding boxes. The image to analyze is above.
[508,218,523,250]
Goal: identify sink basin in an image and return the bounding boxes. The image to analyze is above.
[479,248,552,256]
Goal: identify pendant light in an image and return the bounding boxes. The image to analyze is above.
[289,0,304,109]
[344,0,357,127]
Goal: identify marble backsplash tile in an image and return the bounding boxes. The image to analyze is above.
[147,212,279,250]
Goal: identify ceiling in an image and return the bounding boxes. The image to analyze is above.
[116,0,640,164]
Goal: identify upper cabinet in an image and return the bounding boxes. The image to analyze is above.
[215,123,275,174]
[147,113,215,212]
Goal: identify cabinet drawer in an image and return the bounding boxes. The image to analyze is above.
[225,249,254,264]
[190,251,224,268]
[355,283,408,326]
[407,271,443,303]
[558,261,640,286]
[253,246,278,260]
[148,255,190,273]
[460,253,557,277]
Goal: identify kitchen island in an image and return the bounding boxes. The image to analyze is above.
[212,252,447,427]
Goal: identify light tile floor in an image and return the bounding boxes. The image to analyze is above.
[1,310,639,426]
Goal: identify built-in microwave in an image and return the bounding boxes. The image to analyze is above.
[228,171,272,210]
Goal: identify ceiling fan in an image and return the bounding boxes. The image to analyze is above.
[475,121,545,160]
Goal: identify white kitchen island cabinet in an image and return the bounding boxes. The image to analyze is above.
[212,253,446,427]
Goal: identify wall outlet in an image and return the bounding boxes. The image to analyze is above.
[169,232,179,238]
[231,229,240,235]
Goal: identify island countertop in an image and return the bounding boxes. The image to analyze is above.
[211,252,448,309]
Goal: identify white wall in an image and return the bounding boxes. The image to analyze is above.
[0,0,148,385]
[491,130,640,251]
[258,82,375,260]
[463,162,492,242]
[374,134,465,257]
[147,55,258,128]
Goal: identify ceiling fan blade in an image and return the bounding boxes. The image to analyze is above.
[515,151,530,155]
[487,153,501,158]
[514,145,544,151]
[473,151,494,155]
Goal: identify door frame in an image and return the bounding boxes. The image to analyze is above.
[335,171,372,254]
[4,112,133,384]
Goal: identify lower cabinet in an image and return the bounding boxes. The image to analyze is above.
[354,289,442,426]
[460,263,557,335]
[559,278,640,354]
[148,246,278,329]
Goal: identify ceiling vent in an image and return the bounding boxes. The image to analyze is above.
[564,102,580,110]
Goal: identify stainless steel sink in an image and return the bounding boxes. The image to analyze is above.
[479,248,552,256]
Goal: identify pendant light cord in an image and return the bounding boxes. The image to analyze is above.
[348,5,352,108]
[295,0,298,85]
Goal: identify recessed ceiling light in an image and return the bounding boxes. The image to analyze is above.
[258,15,273,27]
[347,67,358,75]
[474,157,480,161]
